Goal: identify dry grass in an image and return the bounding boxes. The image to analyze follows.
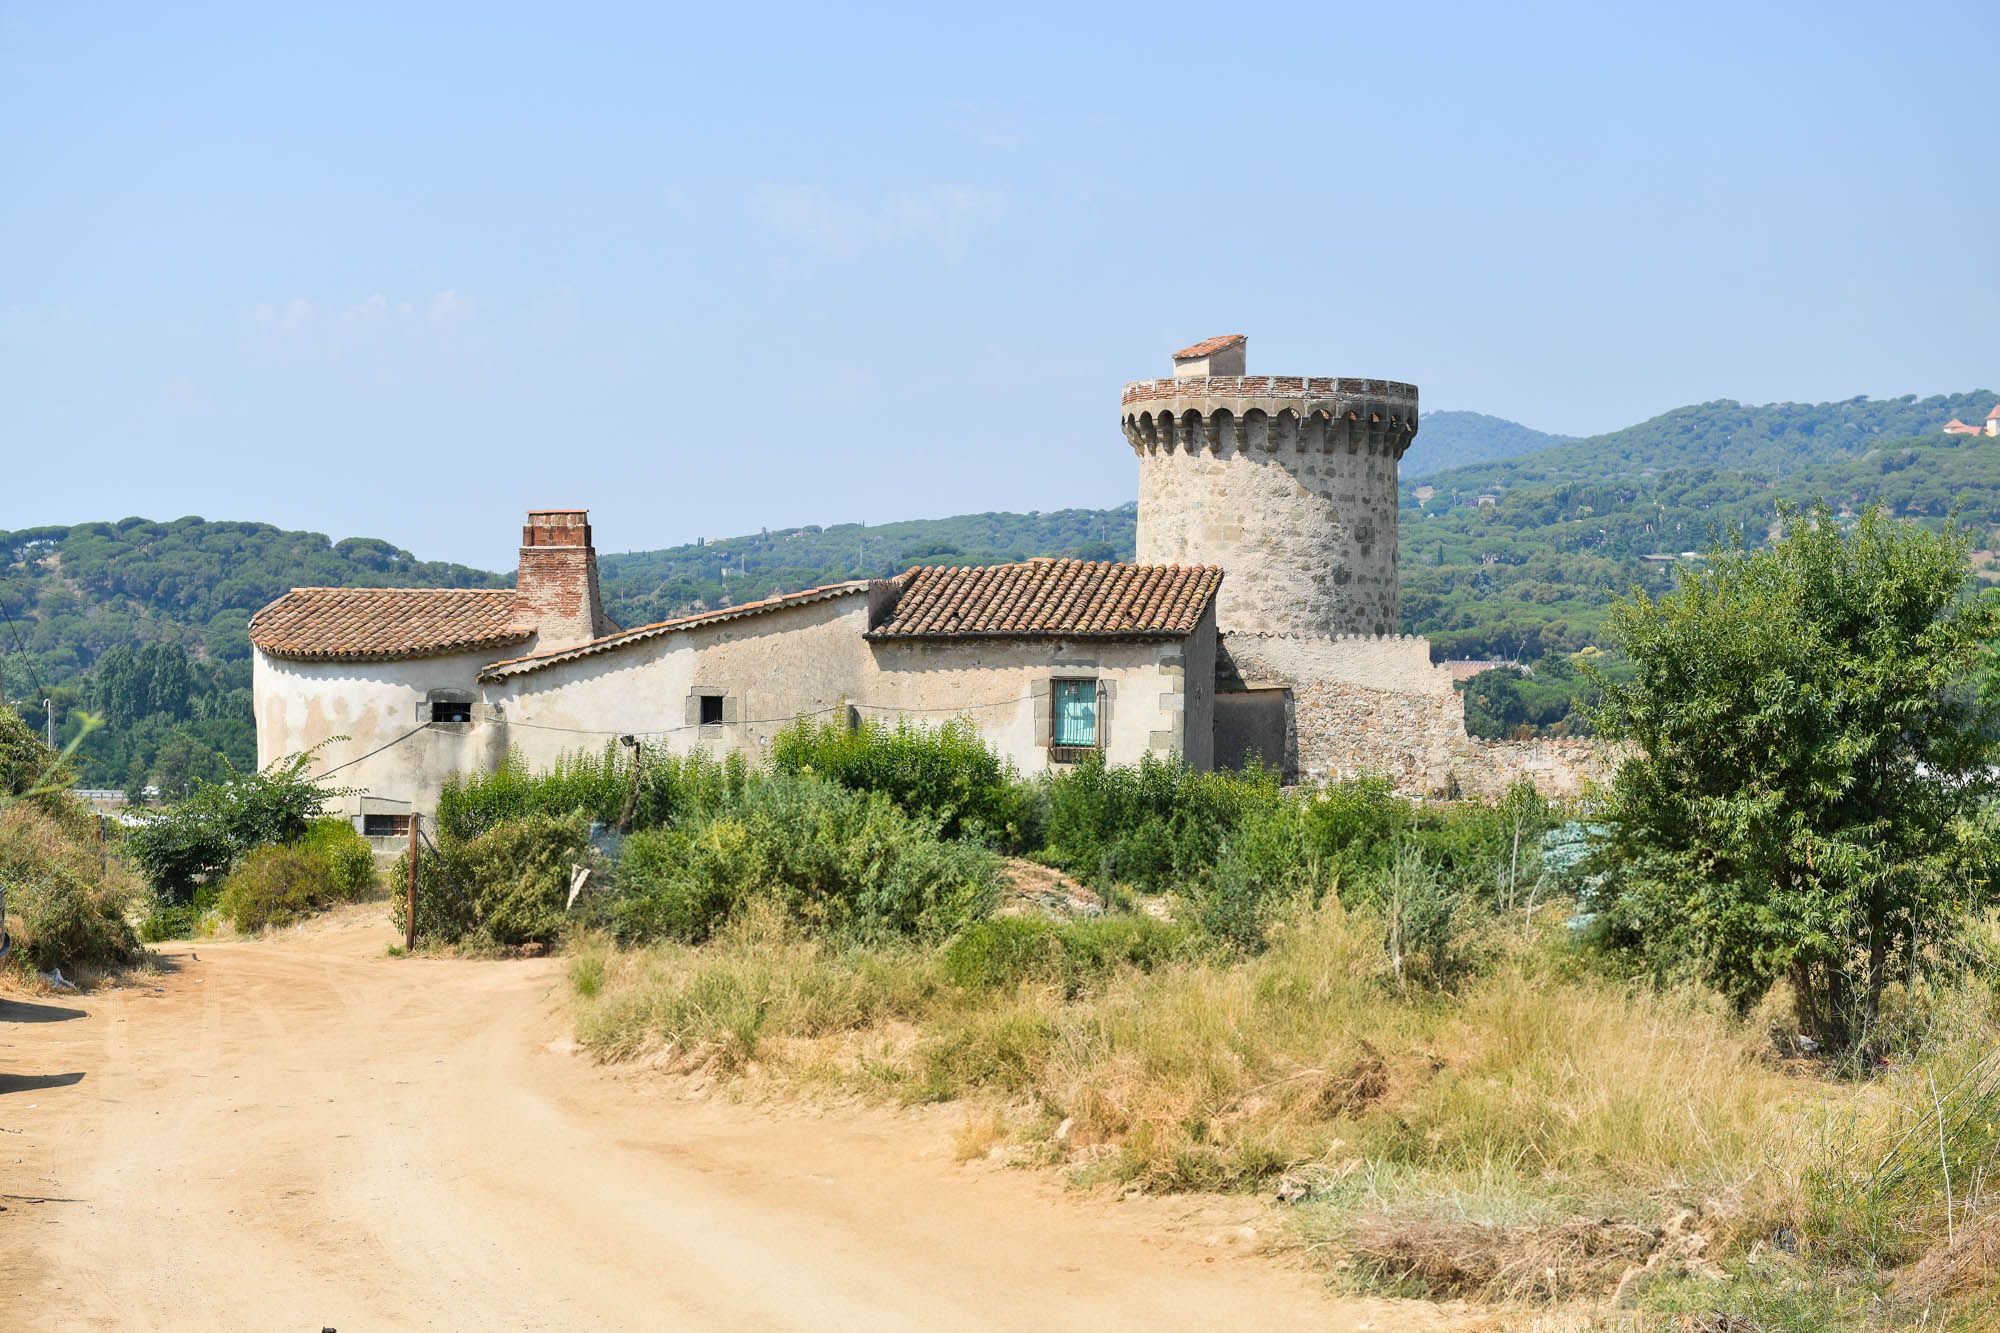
[566,903,2000,1323]
[570,902,1813,1300]
[0,802,144,978]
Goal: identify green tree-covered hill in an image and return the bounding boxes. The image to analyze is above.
[1400,410,1572,478]
[598,505,1136,628]
[7,390,1996,781]
[0,517,502,788]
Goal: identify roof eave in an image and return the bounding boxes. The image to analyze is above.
[256,631,535,665]
[478,580,872,680]
[864,629,1193,643]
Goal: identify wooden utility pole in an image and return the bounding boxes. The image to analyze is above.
[405,811,420,953]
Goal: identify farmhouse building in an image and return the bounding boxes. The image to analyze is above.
[1942,404,2000,437]
[251,337,1600,826]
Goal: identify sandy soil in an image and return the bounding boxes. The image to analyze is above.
[0,906,1464,1331]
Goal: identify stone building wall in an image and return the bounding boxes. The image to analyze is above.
[1122,375,1417,639]
[1217,631,1610,798]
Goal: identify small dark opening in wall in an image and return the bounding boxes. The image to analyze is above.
[363,813,411,838]
[700,694,725,726]
[432,701,473,724]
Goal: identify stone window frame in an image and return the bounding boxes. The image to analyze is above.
[1033,672,1113,764]
[685,685,740,739]
[419,687,476,728]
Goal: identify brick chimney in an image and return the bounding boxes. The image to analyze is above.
[515,509,610,651]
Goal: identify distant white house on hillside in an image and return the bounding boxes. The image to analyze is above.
[1942,403,2000,437]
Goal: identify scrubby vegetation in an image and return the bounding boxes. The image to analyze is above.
[414,751,1002,953]
[214,818,376,933]
[0,705,143,976]
[505,505,2000,1325]
[128,744,366,939]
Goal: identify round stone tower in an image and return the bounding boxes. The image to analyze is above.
[1121,335,1418,638]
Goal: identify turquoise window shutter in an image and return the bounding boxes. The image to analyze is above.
[1053,679,1098,747]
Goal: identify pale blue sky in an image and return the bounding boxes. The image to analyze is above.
[4,2,1996,569]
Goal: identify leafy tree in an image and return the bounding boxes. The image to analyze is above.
[1587,505,2000,1048]
[126,746,353,901]
[147,729,232,800]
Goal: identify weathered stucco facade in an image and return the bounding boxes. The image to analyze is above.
[252,545,1220,820]
[250,333,1607,818]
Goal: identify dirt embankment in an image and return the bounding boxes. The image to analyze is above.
[1,907,1462,1331]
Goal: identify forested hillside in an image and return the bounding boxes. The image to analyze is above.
[0,518,501,788]
[6,391,1996,781]
[1406,392,2000,662]
[598,506,1136,628]
[1399,410,1572,477]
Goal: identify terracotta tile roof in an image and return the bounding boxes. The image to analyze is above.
[868,560,1221,641]
[1988,404,2000,421]
[250,588,531,662]
[479,581,872,680]
[1171,333,1246,360]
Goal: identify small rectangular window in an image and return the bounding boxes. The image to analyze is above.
[363,813,411,838]
[700,694,725,726]
[431,701,473,724]
[1050,678,1099,761]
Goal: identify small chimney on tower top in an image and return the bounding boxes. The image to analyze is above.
[515,508,611,651]
[1171,333,1247,378]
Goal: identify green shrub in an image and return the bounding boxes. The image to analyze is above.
[942,913,1189,995]
[126,747,351,900]
[436,745,630,841]
[1190,802,1325,951]
[297,817,376,897]
[771,715,1034,846]
[628,746,752,830]
[0,804,142,972]
[215,818,377,933]
[395,810,594,948]
[0,704,91,829]
[941,916,1065,989]
[1363,848,1479,991]
[600,774,1000,946]
[1042,753,1276,893]
[438,744,763,841]
[139,885,217,942]
[605,823,747,946]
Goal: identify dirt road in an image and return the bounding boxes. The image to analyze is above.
[1,907,1456,1331]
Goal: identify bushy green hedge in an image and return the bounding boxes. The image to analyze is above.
[436,746,627,841]
[437,743,756,841]
[604,774,998,946]
[126,748,349,900]
[215,818,377,933]
[771,716,1037,846]
[424,726,1561,964]
[1042,752,1280,894]
[395,810,594,949]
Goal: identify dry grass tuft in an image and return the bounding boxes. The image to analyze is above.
[1891,1211,2000,1310]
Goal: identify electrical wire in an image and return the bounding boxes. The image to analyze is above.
[464,692,1042,739]
[303,692,1047,771]
[316,722,436,777]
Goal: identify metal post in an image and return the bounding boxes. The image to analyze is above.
[405,811,420,953]
[44,697,54,749]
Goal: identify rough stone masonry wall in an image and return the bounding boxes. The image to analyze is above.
[1123,376,1416,639]
[1220,632,1610,798]
[1136,443,1401,637]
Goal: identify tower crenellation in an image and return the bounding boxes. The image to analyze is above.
[1121,337,1419,639]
